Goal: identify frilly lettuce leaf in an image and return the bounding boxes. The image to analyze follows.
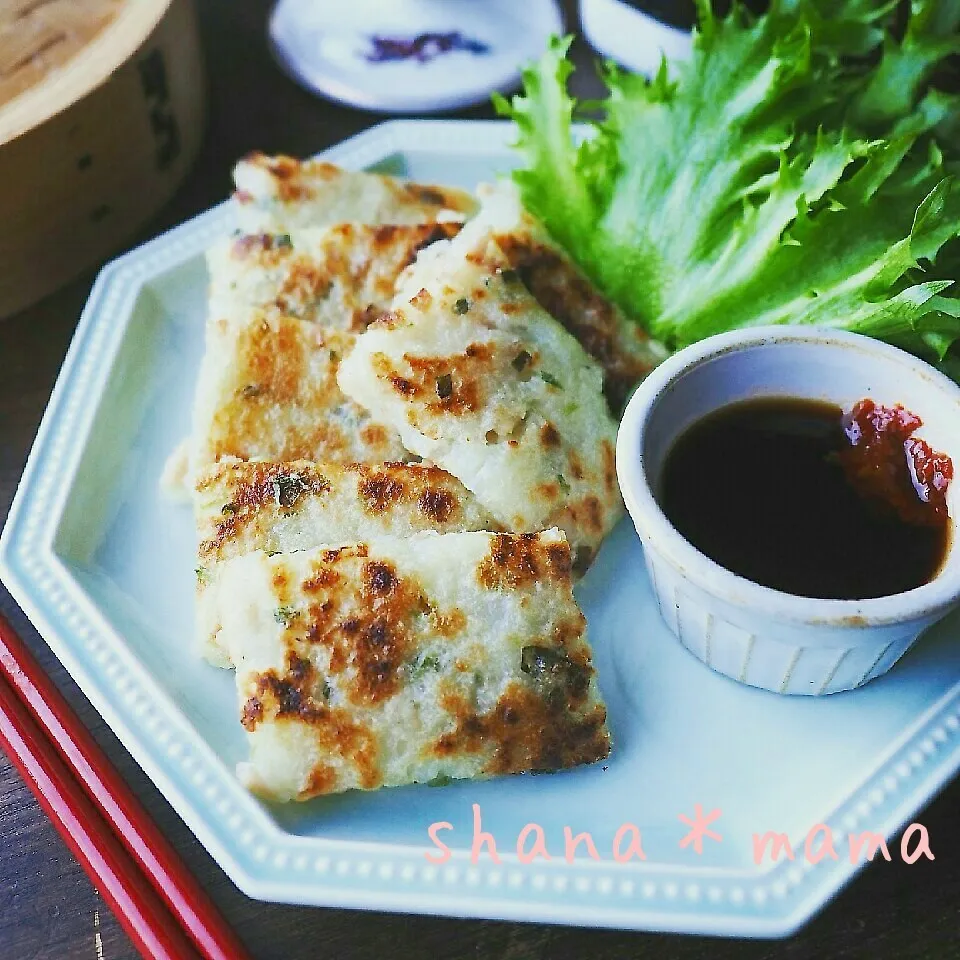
[495,1,960,378]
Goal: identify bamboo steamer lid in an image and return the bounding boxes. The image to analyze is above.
[0,0,205,317]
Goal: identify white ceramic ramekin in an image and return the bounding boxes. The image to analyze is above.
[617,327,960,696]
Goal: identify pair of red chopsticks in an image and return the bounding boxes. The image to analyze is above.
[0,610,254,960]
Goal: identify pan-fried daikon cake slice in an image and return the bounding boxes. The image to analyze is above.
[208,222,461,333]
[190,311,407,479]
[337,263,622,572]
[194,460,496,666]
[214,529,610,800]
[401,181,667,413]
[232,153,478,233]
[168,224,457,498]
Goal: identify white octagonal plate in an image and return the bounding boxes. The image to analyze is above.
[2,120,959,938]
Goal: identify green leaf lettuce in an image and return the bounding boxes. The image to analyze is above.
[495,1,960,377]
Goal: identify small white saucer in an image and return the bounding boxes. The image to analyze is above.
[269,0,564,114]
[580,0,691,75]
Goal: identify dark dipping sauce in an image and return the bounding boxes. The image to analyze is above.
[657,398,953,600]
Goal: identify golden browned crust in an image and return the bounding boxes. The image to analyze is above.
[197,462,330,560]
[601,439,617,495]
[201,315,405,467]
[476,533,573,590]
[377,341,498,417]
[433,656,609,774]
[241,651,381,798]
[263,551,428,709]
[540,422,561,448]
[196,460,497,564]
[417,487,456,524]
[495,233,662,412]
[224,222,462,332]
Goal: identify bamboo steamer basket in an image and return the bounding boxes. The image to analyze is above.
[0,0,205,318]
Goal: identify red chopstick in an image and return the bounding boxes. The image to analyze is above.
[0,611,254,960]
[0,675,202,959]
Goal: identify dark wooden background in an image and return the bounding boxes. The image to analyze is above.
[1,1,958,957]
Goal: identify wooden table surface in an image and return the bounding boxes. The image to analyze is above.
[0,2,958,957]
